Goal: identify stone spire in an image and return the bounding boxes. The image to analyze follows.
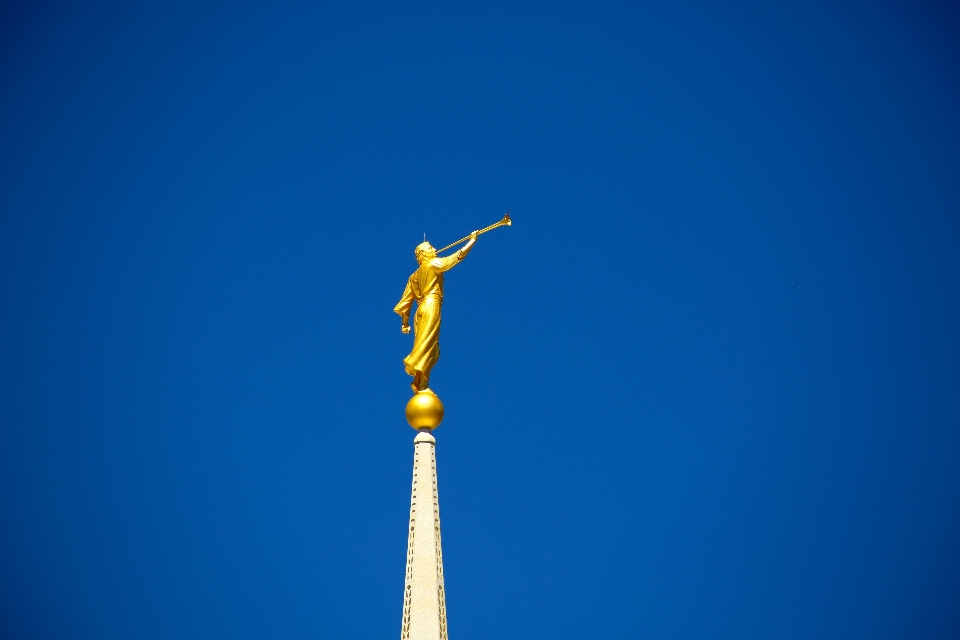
[400,430,449,640]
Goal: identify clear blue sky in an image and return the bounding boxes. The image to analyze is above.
[1,1,959,638]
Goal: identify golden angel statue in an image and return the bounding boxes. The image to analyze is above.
[394,231,478,393]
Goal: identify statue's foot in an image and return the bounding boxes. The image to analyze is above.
[411,371,427,394]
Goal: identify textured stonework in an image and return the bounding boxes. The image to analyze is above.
[400,431,448,640]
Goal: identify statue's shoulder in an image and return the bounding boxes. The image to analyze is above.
[429,255,459,270]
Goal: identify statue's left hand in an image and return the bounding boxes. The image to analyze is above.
[401,325,411,334]
[470,230,479,240]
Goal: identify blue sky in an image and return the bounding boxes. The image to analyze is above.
[1,1,959,638]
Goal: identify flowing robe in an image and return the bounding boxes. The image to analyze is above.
[394,253,463,387]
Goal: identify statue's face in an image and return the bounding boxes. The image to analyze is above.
[415,242,436,263]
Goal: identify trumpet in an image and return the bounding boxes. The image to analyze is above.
[436,210,512,254]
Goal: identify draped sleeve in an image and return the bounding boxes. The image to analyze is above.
[431,254,462,273]
[394,276,415,321]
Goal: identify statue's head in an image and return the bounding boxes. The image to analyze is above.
[415,241,436,264]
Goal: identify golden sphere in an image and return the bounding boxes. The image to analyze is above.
[405,390,444,430]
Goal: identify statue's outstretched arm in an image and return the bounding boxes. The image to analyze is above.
[456,231,479,260]
[435,231,480,272]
